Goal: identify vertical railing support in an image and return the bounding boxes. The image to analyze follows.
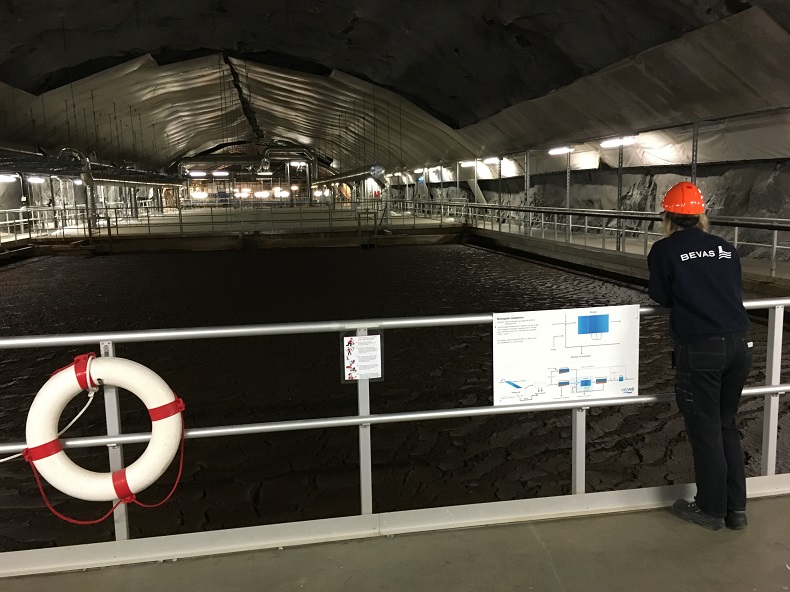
[177,189,184,237]
[584,216,588,247]
[572,407,587,495]
[567,215,572,243]
[691,122,699,185]
[771,230,778,278]
[524,150,530,236]
[100,340,130,540]
[565,151,571,242]
[357,328,373,515]
[616,144,624,251]
[761,305,784,476]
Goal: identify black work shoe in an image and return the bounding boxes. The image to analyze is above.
[671,499,724,531]
[725,511,748,530]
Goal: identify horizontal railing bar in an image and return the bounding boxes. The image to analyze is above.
[0,314,493,348]
[0,384,785,455]
[0,300,785,350]
[0,307,668,349]
[0,301,782,350]
[467,204,790,231]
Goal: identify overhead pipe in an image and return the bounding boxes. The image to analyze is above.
[263,146,320,194]
[312,164,387,190]
[263,146,318,180]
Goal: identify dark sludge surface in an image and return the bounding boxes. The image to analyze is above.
[0,245,786,550]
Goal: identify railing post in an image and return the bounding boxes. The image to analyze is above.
[733,226,739,249]
[771,230,778,278]
[761,305,784,476]
[100,340,130,540]
[584,216,588,247]
[178,192,184,237]
[357,328,373,515]
[528,209,532,237]
[572,407,586,494]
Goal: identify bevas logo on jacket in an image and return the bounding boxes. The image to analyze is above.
[679,245,732,262]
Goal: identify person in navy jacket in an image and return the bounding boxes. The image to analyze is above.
[648,181,752,531]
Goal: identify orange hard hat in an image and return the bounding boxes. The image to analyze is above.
[661,182,705,215]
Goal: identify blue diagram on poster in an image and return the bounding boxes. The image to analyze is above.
[492,305,640,406]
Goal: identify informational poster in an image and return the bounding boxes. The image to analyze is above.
[342,335,382,381]
[493,305,640,406]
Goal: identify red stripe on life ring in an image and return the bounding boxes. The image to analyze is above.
[149,398,185,422]
[112,469,134,500]
[73,353,97,391]
[24,439,62,461]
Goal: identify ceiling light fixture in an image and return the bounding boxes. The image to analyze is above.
[414,168,424,173]
[548,147,574,155]
[460,161,476,167]
[188,170,207,177]
[482,157,500,165]
[72,178,83,186]
[257,171,273,176]
[28,176,46,184]
[0,174,18,182]
[600,136,637,148]
[212,171,230,177]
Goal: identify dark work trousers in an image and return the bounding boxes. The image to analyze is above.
[675,333,753,517]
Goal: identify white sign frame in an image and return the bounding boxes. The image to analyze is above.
[493,305,640,406]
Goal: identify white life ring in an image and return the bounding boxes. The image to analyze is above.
[25,354,183,502]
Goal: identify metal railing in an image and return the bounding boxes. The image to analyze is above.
[3,200,790,279]
[0,298,787,549]
[0,199,468,246]
[465,203,790,277]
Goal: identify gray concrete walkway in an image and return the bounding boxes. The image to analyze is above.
[4,495,790,592]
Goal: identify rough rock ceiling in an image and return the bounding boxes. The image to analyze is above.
[0,1,788,172]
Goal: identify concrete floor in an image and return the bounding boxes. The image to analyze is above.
[3,496,790,592]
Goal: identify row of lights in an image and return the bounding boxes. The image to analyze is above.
[0,174,83,185]
[548,136,637,155]
[189,170,276,177]
[187,161,308,178]
[190,184,316,199]
[394,136,638,175]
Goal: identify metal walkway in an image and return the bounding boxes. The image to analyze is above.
[3,495,790,592]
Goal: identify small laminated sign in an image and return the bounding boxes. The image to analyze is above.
[342,334,382,381]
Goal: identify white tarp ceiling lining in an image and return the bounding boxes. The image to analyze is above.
[0,8,787,174]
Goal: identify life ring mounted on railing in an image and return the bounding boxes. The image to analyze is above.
[24,353,184,504]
